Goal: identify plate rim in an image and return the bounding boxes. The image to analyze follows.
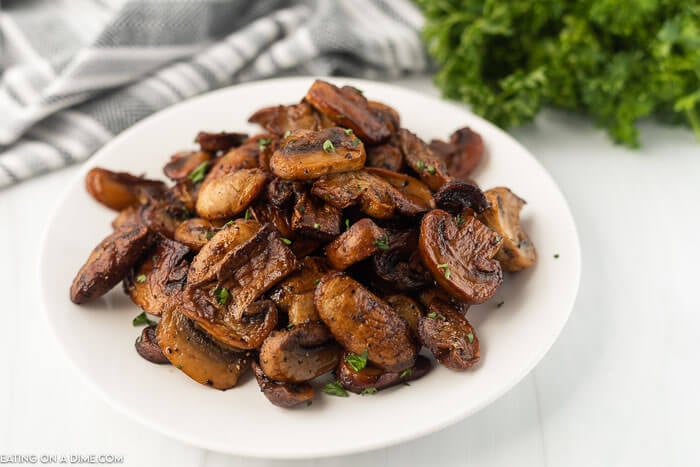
[38,76,581,459]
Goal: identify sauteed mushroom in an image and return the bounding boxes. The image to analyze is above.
[324,218,386,270]
[337,353,431,394]
[252,361,314,408]
[135,325,170,364]
[418,298,480,370]
[195,131,247,152]
[195,168,267,220]
[480,187,536,271]
[85,168,166,211]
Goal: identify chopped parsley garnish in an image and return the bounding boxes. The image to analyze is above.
[258,138,272,151]
[427,312,446,320]
[497,301,504,308]
[400,368,413,379]
[360,387,378,396]
[353,87,363,95]
[306,400,312,407]
[344,128,353,135]
[427,312,438,319]
[322,139,336,153]
[351,138,361,147]
[187,161,209,184]
[345,350,368,372]
[467,332,475,343]
[554,253,560,259]
[455,214,465,226]
[426,165,436,174]
[286,323,295,330]
[281,237,292,245]
[244,209,252,220]
[373,236,390,251]
[214,287,230,306]
[313,278,321,287]
[132,312,156,327]
[135,274,147,283]
[225,220,235,226]
[283,130,291,138]
[297,205,305,213]
[205,231,215,240]
[322,381,349,397]
[336,113,346,119]
[416,160,425,170]
[437,263,451,279]
[313,222,320,230]
[345,218,351,231]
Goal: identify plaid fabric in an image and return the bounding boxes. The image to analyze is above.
[0,0,427,188]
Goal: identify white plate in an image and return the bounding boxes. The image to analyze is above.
[39,77,580,459]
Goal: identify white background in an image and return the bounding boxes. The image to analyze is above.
[1,76,698,466]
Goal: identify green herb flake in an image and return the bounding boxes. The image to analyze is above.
[360,387,378,396]
[554,253,560,259]
[373,236,390,251]
[400,368,413,379]
[281,237,292,245]
[322,381,349,397]
[306,400,312,407]
[214,287,230,306]
[187,161,209,184]
[244,209,252,220]
[351,138,361,147]
[205,231,216,240]
[336,114,346,119]
[313,222,320,230]
[314,278,321,287]
[225,220,235,226]
[132,312,156,327]
[467,332,475,344]
[286,323,295,330]
[353,87,364,95]
[283,130,292,138]
[322,139,336,153]
[497,301,504,308]
[135,274,147,283]
[437,263,451,279]
[344,128,354,135]
[345,350,368,372]
[427,312,438,319]
[297,205,305,214]
[176,364,183,370]
[345,218,351,231]
[426,165,436,174]
[258,138,272,151]
[416,161,425,170]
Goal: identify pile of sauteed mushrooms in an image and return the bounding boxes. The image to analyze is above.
[70,80,536,408]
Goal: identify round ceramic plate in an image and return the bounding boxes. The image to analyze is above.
[39,77,580,459]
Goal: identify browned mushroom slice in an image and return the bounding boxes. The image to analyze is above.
[366,143,403,172]
[398,129,451,191]
[195,131,247,152]
[419,210,503,304]
[252,361,313,408]
[163,150,212,181]
[291,189,341,240]
[448,127,484,179]
[315,273,418,372]
[111,206,140,230]
[418,298,480,370]
[157,308,252,390]
[368,100,400,134]
[138,199,190,239]
[270,127,366,180]
[124,236,191,316]
[195,168,268,220]
[337,353,431,394]
[85,167,167,211]
[259,322,341,383]
[311,170,428,219]
[419,288,470,315]
[135,325,170,364]
[70,225,152,304]
[480,187,536,272]
[249,201,294,239]
[305,80,391,144]
[182,222,297,348]
[173,218,220,251]
[433,180,489,216]
[267,178,302,208]
[366,167,435,211]
[268,257,328,325]
[372,230,433,292]
[324,218,386,270]
[204,140,261,183]
[384,295,422,337]
[428,138,456,162]
[168,179,199,212]
[248,102,330,136]
[290,237,322,258]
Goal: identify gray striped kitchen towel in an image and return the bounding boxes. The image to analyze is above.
[0,0,427,188]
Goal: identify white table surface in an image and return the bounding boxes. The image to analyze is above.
[1,76,698,467]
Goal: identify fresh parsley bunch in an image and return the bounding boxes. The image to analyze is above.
[417,0,700,147]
